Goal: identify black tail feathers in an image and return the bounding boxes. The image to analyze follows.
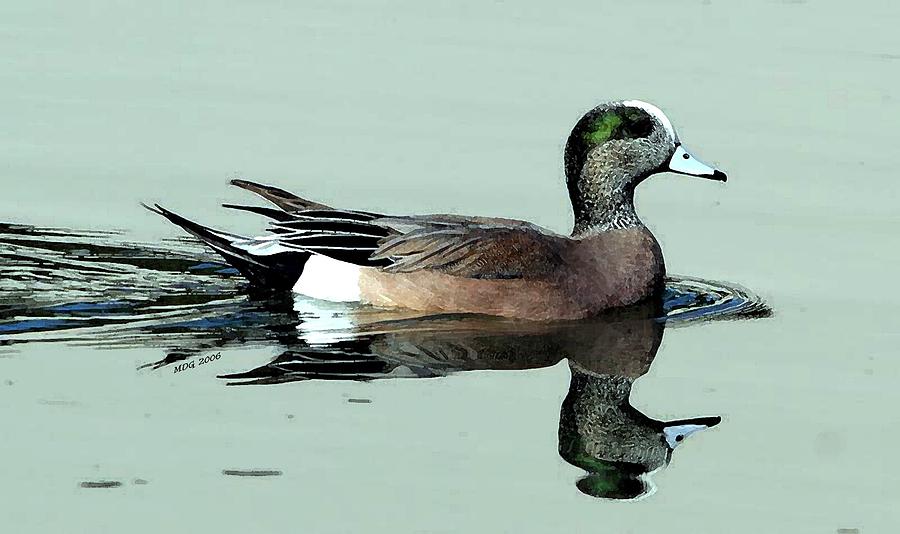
[221,203,296,222]
[143,203,308,291]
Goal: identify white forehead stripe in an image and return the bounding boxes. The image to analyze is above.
[622,100,676,141]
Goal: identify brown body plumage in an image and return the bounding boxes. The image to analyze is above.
[359,227,663,320]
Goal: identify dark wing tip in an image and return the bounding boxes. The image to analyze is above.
[230,179,282,195]
[229,178,256,188]
[140,202,164,215]
[230,178,278,193]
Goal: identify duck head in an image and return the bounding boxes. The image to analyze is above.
[565,100,727,235]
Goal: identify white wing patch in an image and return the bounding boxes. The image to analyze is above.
[293,254,362,302]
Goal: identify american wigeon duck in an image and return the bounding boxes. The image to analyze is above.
[148,100,726,320]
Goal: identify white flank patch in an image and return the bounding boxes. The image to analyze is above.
[293,254,362,302]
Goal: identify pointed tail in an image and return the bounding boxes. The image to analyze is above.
[144,203,308,291]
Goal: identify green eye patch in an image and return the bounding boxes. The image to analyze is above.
[564,104,658,184]
[582,109,654,145]
[583,113,624,145]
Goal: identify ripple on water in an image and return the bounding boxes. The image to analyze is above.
[79,480,122,489]
[0,224,771,347]
[663,276,773,324]
[221,470,283,477]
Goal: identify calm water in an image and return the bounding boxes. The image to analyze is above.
[2,1,899,532]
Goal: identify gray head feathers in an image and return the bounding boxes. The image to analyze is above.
[564,100,678,235]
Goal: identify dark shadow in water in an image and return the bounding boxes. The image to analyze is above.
[221,300,723,500]
[0,223,772,500]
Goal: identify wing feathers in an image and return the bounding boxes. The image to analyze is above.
[378,237,480,273]
[282,210,380,223]
[203,180,573,280]
[272,219,390,239]
[269,211,568,279]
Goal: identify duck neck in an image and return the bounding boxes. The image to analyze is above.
[571,182,641,237]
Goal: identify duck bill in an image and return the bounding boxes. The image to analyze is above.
[667,144,727,182]
[662,415,722,449]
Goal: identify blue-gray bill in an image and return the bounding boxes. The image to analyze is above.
[667,144,727,182]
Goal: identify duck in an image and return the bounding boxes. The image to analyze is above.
[148,100,726,320]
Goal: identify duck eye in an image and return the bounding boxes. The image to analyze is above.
[675,435,684,442]
[682,153,690,160]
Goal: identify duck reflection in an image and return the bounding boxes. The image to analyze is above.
[211,298,720,500]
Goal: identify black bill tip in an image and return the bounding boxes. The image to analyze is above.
[701,415,723,427]
[666,415,723,428]
[711,170,728,182]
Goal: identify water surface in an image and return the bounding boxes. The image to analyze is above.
[1,1,899,532]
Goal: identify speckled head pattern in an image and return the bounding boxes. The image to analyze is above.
[564,100,678,235]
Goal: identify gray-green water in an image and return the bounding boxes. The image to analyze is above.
[1,0,899,532]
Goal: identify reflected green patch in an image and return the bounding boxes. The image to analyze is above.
[559,434,650,500]
[576,472,647,500]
